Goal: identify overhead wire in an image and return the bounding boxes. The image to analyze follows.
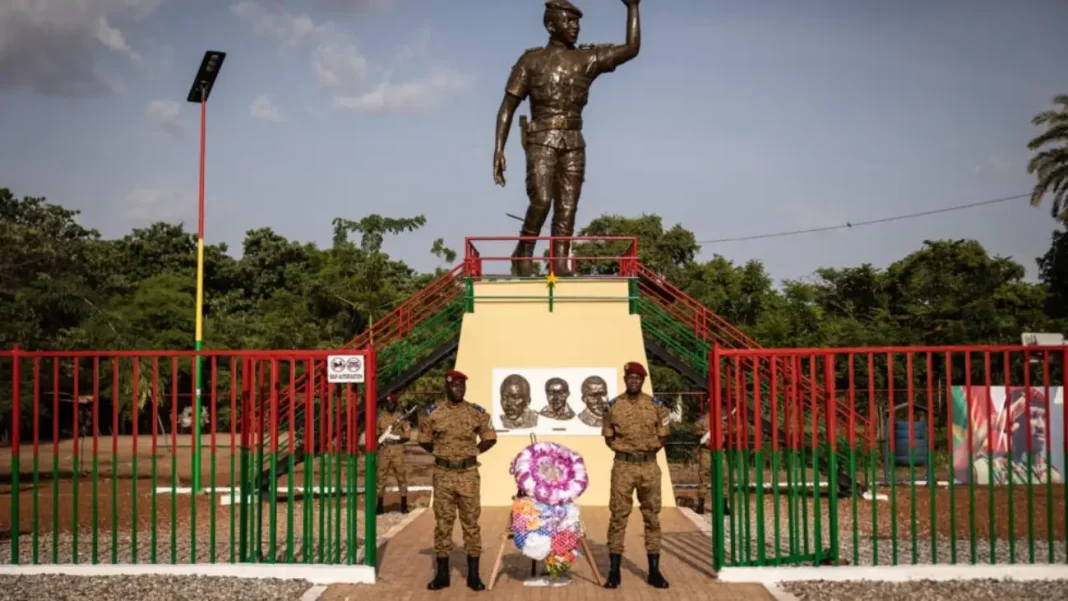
[503,192,1032,244]
[697,193,1030,244]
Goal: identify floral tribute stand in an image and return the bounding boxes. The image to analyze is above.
[487,439,601,589]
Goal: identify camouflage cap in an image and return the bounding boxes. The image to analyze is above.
[545,0,582,18]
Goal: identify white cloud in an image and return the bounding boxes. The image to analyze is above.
[332,68,472,114]
[232,1,469,114]
[126,187,191,223]
[312,0,393,17]
[231,1,328,50]
[250,94,284,122]
[146,99,185,139]
[0,0,168,96]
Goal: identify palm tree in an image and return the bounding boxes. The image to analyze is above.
[1027,94,1068,219]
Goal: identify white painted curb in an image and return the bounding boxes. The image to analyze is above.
[718,564,1068,586]
[0,563,376,585]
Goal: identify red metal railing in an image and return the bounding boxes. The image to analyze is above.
[634,262,866,438]
[269,265,464,448]
[463,235,640,277]
[709,345,1068,568]
[0,349,375,566]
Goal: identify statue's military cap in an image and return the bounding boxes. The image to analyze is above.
[545,0,582,18]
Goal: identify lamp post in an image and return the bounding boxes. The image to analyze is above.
[185,50,226,493]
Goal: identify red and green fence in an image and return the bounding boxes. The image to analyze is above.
[0,349,379,567]
[708,345,1068,569]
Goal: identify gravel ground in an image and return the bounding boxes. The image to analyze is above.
[0,574,313,601]
[0,509,408,564]
[781,578,1068,600]
[704,504,1068,566]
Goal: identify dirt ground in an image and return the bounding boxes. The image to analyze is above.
[1,438,1063,558]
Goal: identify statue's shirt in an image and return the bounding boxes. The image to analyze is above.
[505,43,623,151]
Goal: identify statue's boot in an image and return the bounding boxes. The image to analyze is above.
[466,556,486,591]
[375,497,384,515]
[550,239,573,276]
[511,239,536,277]
[646,554,669,589]
[427,557,450,590]
[696,497,705,515]
[400,495,409,514]
[604,553,622,588]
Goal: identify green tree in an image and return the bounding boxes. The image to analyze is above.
[1027,94,1068,219]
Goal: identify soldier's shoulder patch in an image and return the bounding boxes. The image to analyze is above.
[470,403,486,414]
[423,403,436,416]
[651,395,664,406]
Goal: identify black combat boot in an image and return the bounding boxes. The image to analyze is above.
[466,555,485,591]
[696,497,705,515]
[375,497,384,515]
[400,496,409,514]
[511,240,536,277]
[427,557,450,590]
[646,554,669,589]
[604,553,622,588]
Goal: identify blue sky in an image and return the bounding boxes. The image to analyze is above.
[1,0,1066,282]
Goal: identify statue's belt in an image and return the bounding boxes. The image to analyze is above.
[526,117,583,133]
[615,451,657,463]
[434,456,478,470]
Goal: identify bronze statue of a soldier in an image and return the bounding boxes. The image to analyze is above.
[493,0,642,277]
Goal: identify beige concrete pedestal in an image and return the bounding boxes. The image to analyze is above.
[452,278,675,508]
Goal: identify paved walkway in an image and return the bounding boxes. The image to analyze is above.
[320,507,774,601]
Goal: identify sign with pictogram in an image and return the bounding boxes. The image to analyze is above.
[328,355,365,383]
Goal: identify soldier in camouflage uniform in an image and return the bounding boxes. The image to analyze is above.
[493,0,642,276]
[418,369,498,591]
[601,362,670,589]
[376,394,412,515]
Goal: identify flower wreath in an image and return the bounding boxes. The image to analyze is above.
[510,441,589,505]
[509,442,588,578]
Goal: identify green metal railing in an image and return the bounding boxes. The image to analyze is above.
[1,349,377,568]
[710,346,1068,569]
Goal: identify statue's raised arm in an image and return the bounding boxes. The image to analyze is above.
[492,0,643,277]
[595,0,642,72]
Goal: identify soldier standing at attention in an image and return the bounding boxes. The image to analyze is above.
[376,394,411,515]
[493,0,641,277]
[418,370,497,591]
[601,362,670,589]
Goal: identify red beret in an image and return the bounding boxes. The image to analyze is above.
[385,394,397,402]
[445,369,468,383]
[623,362,647,377]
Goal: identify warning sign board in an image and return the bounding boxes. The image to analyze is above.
[327,355,365,383]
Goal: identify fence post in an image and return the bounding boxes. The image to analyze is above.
[709,344,725,572]
[363,349,378,569]
[10,344,21,564]
[823,353,840,564]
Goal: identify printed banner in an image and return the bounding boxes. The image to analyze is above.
[491,367,618,436]
[950,386,1064,485]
